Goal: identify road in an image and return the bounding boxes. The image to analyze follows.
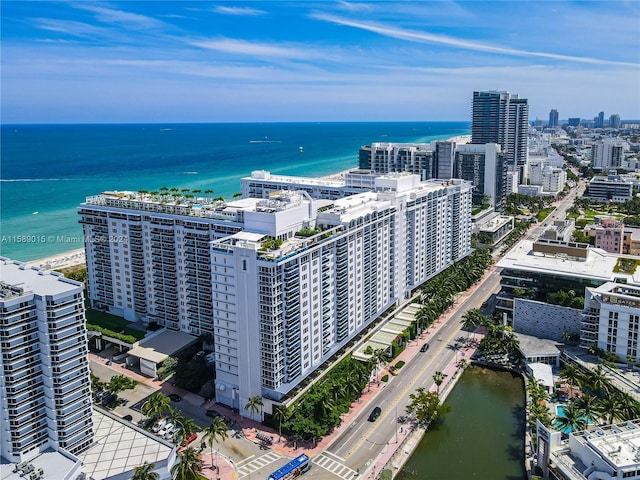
[530,178,586,240]
[321,270,502,476]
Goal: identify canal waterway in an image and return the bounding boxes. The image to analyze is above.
[396,366,527,480]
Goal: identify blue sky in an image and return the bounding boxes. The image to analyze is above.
[2,1,639,123]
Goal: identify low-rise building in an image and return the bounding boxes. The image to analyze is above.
[587,174,634,203]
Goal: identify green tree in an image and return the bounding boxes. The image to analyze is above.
[132,462,159,480]
[574,394,599,424]
[142,392,171,421]
[176,418,199,443]
[584,365,612,397]
[461,308,485,339]
[406,387,451,426]
[202,416,228,472]
[432,371,446,396]
[245,395,264,422]
[171,447,205,480]
[555,402,587,433]
[272,404,295,440]
[527,403,551,429]
[559,363,583,390]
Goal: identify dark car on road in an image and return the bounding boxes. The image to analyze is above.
[368,406,382,422]
[168,393,182,402]
[205,409,221,418]
[420,343,430,352]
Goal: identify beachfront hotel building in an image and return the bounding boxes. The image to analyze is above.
[79,173,472,410]
[0,258,93,464]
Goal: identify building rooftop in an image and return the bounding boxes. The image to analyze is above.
[1,448,79,480]
[77,409,175,480]
[0,257,82,298]
[573,420,640,468]
[516,333,562,359]
[127,329,197,364]
[497,239,640,285]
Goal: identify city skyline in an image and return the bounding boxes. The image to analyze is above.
[2,1,639,124]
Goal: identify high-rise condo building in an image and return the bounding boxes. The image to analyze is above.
[80,174,472,411]
[358,141,506,209]
[609,114,621,129]
[548,109,559,128]
[453,143,507,211]
[597,111,605,128]
[0,259,93,462]
[471,90,529,183]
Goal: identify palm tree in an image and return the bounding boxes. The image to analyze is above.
[527,380,549,405]
[574,394,598,424]
[559,363,583,390]
[245,395,264,421]
[527,403,551,429]
[584,365,612,397]
[202,416,228,472]
[555,402,587,433]
[142,392,171,421]
[596,395,623,425]
[171,447,204,480]
[372,348,389,380]
[176,418,199,443]
[432,371,445,396]
[616,393,640,421]
[461,308,486,339]
[272,404,295,439]
[132,462,159,480]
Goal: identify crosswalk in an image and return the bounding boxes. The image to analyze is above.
[236,451,281,478]
[312,452,358,480]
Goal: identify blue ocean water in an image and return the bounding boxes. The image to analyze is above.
[1,122,469,261]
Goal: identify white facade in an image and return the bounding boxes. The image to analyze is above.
[583,282,640,361]
[592,137,628,171]
[80,174,472,412]
[0,258,93,462]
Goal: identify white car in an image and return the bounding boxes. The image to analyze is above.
[152,418,168,433]
[157,422,174,438]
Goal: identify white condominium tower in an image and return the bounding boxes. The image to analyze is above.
[0,259,93,462]
[79,174,472,411]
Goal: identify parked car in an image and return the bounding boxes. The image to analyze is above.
[122,415,133,422]
[180,433,198,447]
[420,343,430,353]
[389,365,399,376]
[152,418,168,432]
[168,393,182,402]
[368,407,382,422]
[205,409,220,418]
[163,424,176,440]
[158,423,175,439]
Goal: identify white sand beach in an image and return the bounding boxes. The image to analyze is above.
[27,248,86,271]
[447,134,471,144]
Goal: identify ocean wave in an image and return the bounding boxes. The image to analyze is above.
[249,140,282,143]
[183,171,199,175]
[0,178,75,182]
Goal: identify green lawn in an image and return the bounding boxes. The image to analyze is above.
[85,303,146,341]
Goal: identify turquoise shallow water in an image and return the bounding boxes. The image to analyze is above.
[1,122,469,261]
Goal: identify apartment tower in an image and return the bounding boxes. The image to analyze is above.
[471,90,529,183]
[0,259,93,462]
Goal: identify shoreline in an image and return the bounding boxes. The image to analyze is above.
[27,248,86,271]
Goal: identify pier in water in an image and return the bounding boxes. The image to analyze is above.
[396,366,527,480]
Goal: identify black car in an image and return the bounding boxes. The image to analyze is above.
[168,394,182,402]
[205,409,220,418]
[420,343,430,352]
[122,414,133,422]
[368,406,382,422]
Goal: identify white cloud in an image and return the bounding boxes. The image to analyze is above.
[213,6,267,16]
[312,13,640,67]
[73,4,166,30]
[190,37,313,61]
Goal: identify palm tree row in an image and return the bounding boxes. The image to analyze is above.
[141,392,198,441]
